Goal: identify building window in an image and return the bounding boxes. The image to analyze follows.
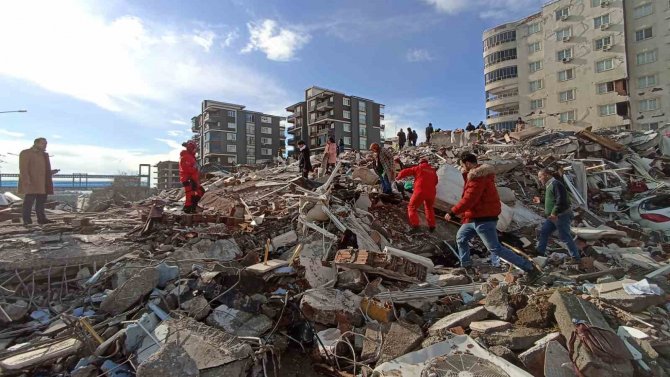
[484,48,517,67]
[358,100,366,112]
[246,146,255,155]
[245,114,255,123]
[639,98,659,112]
[635,27,653,42]
[558,68,575,82]
[529,79,543,92]
[261,116,271,123]
[528,41,541,53]
[227,156,237,164]
[555,7,569,20]
[530,99,545,110]
[633,3,653,18]
[529,61,543,73]
[261,137,272,145]
[599,104,616,116]
[556,27,572,41]
[594,14,610,28]
[640,122,660,131]
[594,36,612,50]
[359,137,367,149]
[483,30,516,50]
[636,50,657,65]
[528,118,544,127]
[360,127,367,137]
[527,22,541,35]
[596,58,614,72]
[343,110,351,119]
[246,124,255,134]
[359,113,367,124]
[247,156,255,164]
[261,148,272,156]
[226,133,236,141]
[596,81,615,94]
[204,144,210,153]
[343,136,351,145]
[485,65,518,84]
[227,122,236,130]
[343,123,351,132]
[247,136,255,145]
[227,145,237,153]
[557,48,572,61]
[559,89,576,102]
[638,75,657,89]
[343,97,350,106]
[559,110,576,123]
[228,110,236,118]
[261,126,272,134]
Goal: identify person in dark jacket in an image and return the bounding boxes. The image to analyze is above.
[411,130,418,146]
[297,140,312,179]
[179,140,205,213]
[534,169,581,260]
[396,158,438,233]
[465,122,476,131]
[397,129,406,150]
[338,138,345,155]
[406,128,414,146]
[445,153,540,278]
[476,121,486,130]
[18,138,59,225]
[425,123,434,144]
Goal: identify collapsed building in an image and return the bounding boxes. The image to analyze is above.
[0,125,669,377]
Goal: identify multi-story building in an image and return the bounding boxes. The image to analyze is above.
[483,0,669,131]
[191,100,285,167]
[286,86,384,153]
[154,161,180,190]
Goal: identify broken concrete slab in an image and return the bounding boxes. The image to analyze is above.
[361,326,382,361]
[518,332,562,377]
[181,295,211,321]
[378,321,424,364]
[544,340,575,377]
[478,327,548,351]
[101,267,159,315]
[428,306,489,337]
[334,248,429,283]
[517,300,554,328]
[206,305,272,337]
[299,288,362,326]
[136,341,199,377]
[156,262,179,288]
[488,346,521,365]
[0,300,28,324]
[484,286,514,321]
[246,259,288,275]
[597,288,666,313]
[425,272,470,287]
[0,338,82,370]
[470,320,512,334]
[336,269,365,292]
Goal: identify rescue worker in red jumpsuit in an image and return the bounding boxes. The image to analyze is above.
[395,158,438,233]
[179,141,205,213]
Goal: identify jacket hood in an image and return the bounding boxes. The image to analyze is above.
[466,164,495,180]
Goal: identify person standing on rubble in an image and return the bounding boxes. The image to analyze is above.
[397,129,407,150]
[406,127,414,146]
[323,137,337,175]
[370,143,395,194]
[445,152,541,279]
[396,158,438,233]
[534,168,581,261]
[425,123,434,144]
[411,129,419,146]
[465,122,476,132]
[338,138,345,155]
[297,140,312,179]
[18,137,59,225]
[179,140,205,214]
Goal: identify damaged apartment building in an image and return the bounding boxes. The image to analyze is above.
[483,0,669,131]
[191,100,286,169]
[286,86,385,155]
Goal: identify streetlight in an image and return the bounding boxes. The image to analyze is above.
[0,110,27,114]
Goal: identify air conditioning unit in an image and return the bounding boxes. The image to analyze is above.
[562,36,571,42]
[600,23,610,30]
[602,44,613,51]
[561,15,569,21]
[562,57,573,63]
[600,0,610,7]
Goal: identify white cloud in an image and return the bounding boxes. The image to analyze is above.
[406,49,434,62]
[52,134,63,139]
[169,119,188,126]
[423,0,544,19]
[242,19,310,61]
[0,1,288,125]
[0,129,25,138]
[222,29,239,47]
[167,130,184,137]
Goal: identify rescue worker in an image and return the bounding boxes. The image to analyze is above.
[297,140,312,179]
[425,123,434,144]
[445,152,541,280]
[395,158,438,233]
[370,143,395,194]
[179,140,205,214]
[397,129,406,150]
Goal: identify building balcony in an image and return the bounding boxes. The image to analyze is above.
[316,101,334,112]
[486,90,519,108]
[486,108,519,121]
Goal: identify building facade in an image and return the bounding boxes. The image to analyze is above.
[154,161,181,190]
[287,86,384,153]
[483,0,669,131]
[191,100,285,167]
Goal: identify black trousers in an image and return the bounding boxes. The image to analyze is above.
[22,194,48,224]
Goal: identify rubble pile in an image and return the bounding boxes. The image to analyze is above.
[1,126,669,377]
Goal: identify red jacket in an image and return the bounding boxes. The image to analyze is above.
[451,164,501,223]
[396,161,438,197]
[179,150,200,183]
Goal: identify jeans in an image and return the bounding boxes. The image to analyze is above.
[537,211,580,259]
[22,194,48,224]
[380,175,392,194]
[456,220,533,271]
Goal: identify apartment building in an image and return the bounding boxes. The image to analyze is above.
[286,86,384,153]
[483,0,669,131]
[154,161,180,190]
[191,100,285,167]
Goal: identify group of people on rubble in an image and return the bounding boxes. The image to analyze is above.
[396,123,437,149]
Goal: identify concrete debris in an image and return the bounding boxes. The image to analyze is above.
[2,128,670,376]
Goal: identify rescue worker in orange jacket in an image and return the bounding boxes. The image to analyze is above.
[179,141,205,213]
[395,158,438,233]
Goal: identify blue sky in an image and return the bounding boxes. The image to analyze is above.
[0,0,544,174]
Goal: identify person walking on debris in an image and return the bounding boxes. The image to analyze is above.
[18,137,59,225]
[445,152,541,279]
[338,138,345,155]
[297,140,312,179]
[370,143,395,194]
[323,137,338,175]
[425,123,434,144]
[534,168,581,261]
[397,128,407,150]
[179,140,205,214]
[396,158,438,233]
[411,129,418,146]
[406,127,414,146]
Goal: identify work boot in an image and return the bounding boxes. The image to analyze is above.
[183,205,195,214]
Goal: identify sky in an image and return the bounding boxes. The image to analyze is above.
[0,0,545,175]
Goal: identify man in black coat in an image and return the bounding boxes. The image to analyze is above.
[297,140,312,179]
[397,129,407,150]
[425,123,434,144]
